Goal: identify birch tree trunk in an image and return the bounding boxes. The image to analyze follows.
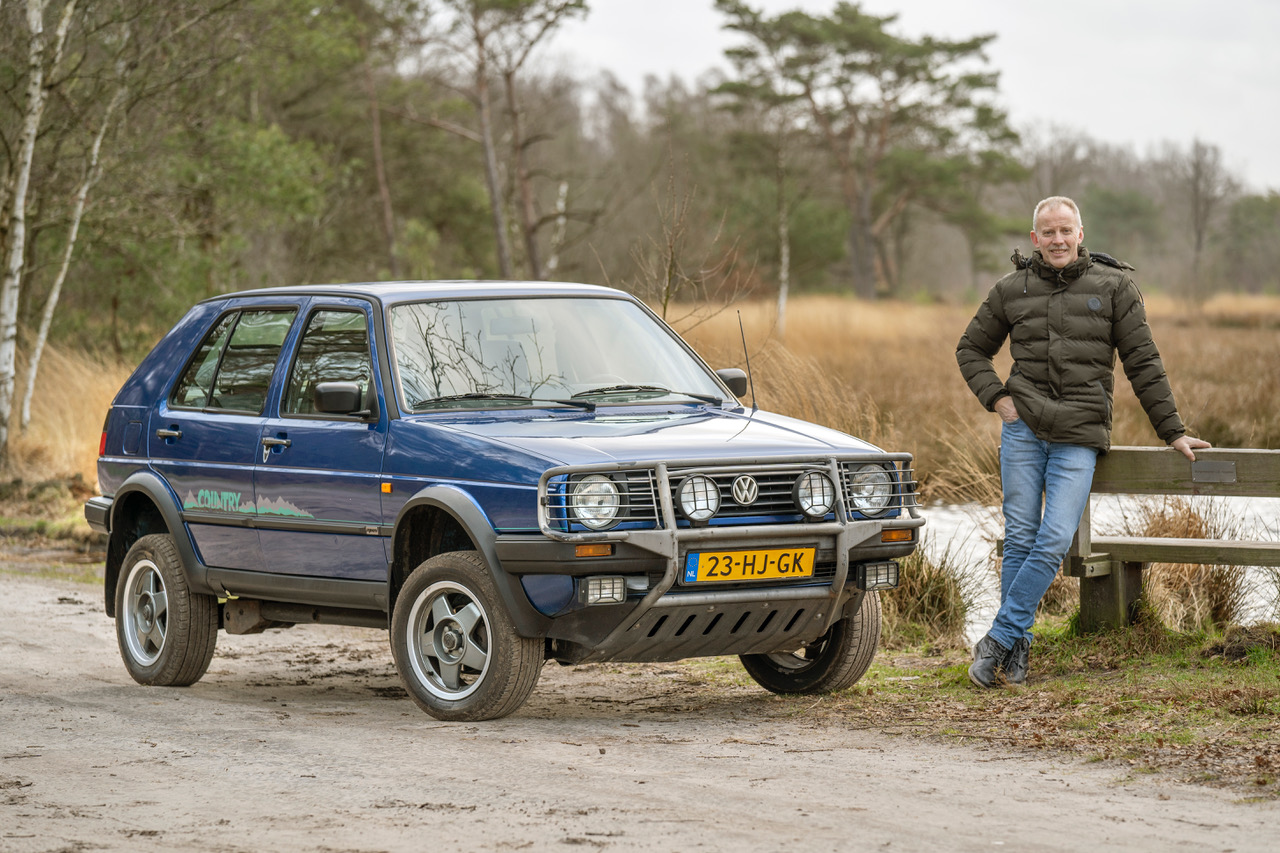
[471,13,514,280]
[20,81,125,432]
[0,0,76,465]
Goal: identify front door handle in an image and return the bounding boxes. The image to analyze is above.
[261,437,292,448]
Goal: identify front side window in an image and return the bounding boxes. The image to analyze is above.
[282,309,373,416]
[170,308,296,414]
[389,297,725,411]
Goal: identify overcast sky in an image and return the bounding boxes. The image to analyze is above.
[551,0,1280,193]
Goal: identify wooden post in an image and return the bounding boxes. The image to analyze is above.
[1078,560,1144,632]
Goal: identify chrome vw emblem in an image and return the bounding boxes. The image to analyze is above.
[731,475,759,506]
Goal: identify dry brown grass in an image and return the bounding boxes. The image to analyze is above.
[8,345,130,487]
[679,293,1280,503]
[1109,496,1255,631]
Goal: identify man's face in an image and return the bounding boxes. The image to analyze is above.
[1031,205,1083,269]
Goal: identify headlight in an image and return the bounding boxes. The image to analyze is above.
[793,471,836,519]
[678,474,720,522]
[847,464,894,516]
[570,474,621,530]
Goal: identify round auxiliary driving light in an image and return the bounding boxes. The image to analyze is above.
[678,474,720,522]
[847,464,894,516]
[570,474,621,530]
[794,471,836,519]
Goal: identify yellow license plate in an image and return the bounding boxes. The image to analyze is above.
[683,547,816,583]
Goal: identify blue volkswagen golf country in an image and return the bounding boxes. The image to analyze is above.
[86,281,922,720]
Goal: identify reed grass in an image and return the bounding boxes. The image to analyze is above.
[1108,496,1254,631]
[881,532,985,649]
[8,346,130,486]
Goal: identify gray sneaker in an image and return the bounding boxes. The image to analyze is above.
[968,633,1011,688]
[1005,637,1031,685]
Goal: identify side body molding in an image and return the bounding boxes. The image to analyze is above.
[390,485,551,638]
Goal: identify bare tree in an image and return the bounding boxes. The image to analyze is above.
[1173,139,1238,297]
[433,0,586,279]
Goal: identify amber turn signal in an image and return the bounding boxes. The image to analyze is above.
[880,529,913,543]
[575,543,614,558]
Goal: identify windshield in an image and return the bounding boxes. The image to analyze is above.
[389,296,728,411]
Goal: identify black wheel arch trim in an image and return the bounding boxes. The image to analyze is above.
[390,485,551,638]
[103,470,215,616]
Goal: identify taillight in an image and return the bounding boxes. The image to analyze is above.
[99,430,107,456]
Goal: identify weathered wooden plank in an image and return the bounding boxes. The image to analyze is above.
[1090,536,1280,567]
[1091,447,1280,497]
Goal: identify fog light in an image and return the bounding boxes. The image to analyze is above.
[582,576,627,605]
[794,471,836,519]
[856,561,898,591]
[678,474,720,522]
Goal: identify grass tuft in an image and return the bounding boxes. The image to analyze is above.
[1110,497,1254,630]
[882,533,983,649]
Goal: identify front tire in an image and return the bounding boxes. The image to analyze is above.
[740,590,881,694]
[390,551,543,721]
[115,534,218,686]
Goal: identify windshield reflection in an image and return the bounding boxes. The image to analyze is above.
[389,297,726,411]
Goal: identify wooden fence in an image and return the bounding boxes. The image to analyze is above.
[1066,447,1280,631]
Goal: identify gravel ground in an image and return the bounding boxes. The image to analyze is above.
[3,571,1278,852]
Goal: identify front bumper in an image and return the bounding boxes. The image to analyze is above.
[526,454,924,663]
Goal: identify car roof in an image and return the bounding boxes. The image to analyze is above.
[202,280,630,306]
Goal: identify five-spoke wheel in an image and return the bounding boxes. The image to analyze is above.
[115,534,218,686]
[391,551,542,720]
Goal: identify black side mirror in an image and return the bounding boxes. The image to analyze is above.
[314,381,363,415]
[716,368,748,397]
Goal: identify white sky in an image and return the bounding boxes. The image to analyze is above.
[552,0,1280,193]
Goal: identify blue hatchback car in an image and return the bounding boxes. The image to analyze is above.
[86,281,922,720]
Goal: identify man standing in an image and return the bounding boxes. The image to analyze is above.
[955,196,1209,688]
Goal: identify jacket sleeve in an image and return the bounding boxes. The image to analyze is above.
[1111,277,1186,443]
[956,282,1012,412]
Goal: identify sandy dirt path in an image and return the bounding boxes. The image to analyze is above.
[2,573,1276,852]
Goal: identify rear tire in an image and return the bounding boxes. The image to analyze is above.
[390,551,543,721]
[740,591,880,694]
[115,534,218,686]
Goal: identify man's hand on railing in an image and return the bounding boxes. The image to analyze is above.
[1171,435,1212,461]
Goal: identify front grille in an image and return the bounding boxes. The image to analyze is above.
[542,455,918,533]
[667,465,814,521]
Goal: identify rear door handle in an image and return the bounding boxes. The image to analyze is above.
[261,437,292,448]
[155,428,182,439]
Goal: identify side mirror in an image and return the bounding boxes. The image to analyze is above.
[716,368,748,397]
[314,381,363,415]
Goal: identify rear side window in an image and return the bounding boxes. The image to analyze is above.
[170,309,297,414]
[282,309,373,416]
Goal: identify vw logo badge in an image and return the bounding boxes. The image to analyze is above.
[731,475,759,506]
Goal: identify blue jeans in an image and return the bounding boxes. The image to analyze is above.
[989,418,1098,650]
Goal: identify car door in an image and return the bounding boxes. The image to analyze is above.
[254,299,390,581]
[149,303,300,571]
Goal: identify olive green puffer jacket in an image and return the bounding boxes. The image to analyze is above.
[956,248,1185,452]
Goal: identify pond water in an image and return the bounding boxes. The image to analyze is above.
[919,496,1280,645]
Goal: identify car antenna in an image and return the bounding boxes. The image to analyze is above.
[737,310,758,414]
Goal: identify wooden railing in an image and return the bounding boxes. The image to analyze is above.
[1066,447,1280,631]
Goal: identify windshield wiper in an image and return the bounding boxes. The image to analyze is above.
[412,392,594,411]
[570,384,721,405]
